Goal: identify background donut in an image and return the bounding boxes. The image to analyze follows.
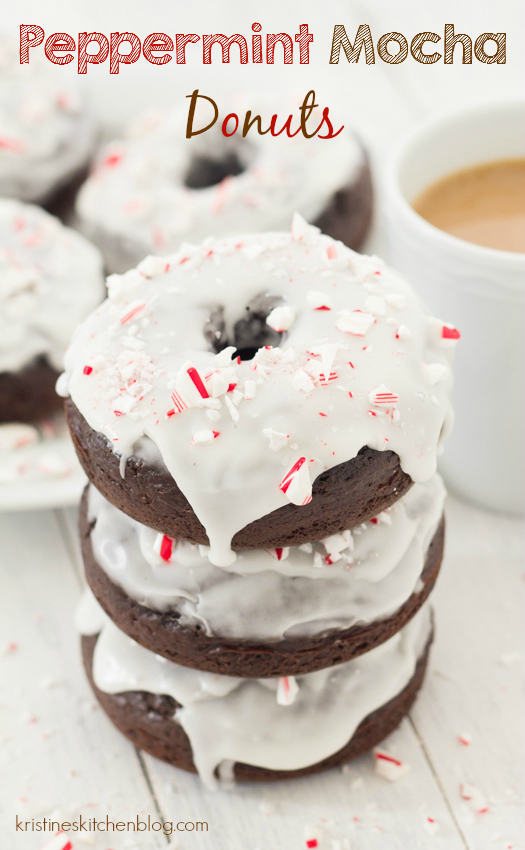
[76,104,373,273]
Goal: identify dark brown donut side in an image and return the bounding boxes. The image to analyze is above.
[313,152,374,252]
[82,632,431,782]
[80,484,444,677]
[66,399,413,549]
[0,357,62,423]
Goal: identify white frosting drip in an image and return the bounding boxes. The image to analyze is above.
[78,590,432,788]
[0,199,104,373]
[76,104,364,273]
[0,38,95,203]
[87,474,445,641]
[61,225,456,567]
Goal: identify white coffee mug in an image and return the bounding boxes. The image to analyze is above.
[383,100,525,515]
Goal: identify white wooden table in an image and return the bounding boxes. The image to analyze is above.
[1,1,524,847]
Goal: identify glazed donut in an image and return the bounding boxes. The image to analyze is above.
[78,591,432,788]
[0,38,95,206]
[76,105,373,273]
[80,476,445,677]
[60,218,457,567]
[0,199,104,423]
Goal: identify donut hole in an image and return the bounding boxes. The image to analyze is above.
[203,294,286,361]
[184,152,246,190]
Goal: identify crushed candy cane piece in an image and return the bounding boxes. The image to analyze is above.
[442,324,461,340]
[336,310,376,336]
[160,535,173,562]
[191,430,219,446]
[186,366,209,399]
[292,368,316,393]
[459,781,487,812]
[277,676,299,706]
[369,385,399,406]
[266,304,296,332]
[307,290,333,310]
[374,748,411,781]
[120,300,146,324]
[457,733,472,746]
[269,547,290,561]
[280,457,312,505]
[263,428,289,451]
[396,324,411,340]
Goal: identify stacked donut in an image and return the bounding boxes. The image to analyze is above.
[60,216,458,788]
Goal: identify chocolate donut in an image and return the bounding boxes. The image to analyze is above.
[0,200,104,423]
[80,477,445,677]
[60,223,456,567]
[76,104,372,273]
[78,592,432,787]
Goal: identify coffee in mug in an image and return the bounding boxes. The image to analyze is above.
[413,158,525,254]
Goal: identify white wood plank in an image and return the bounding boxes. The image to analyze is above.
[410,495,525,850]
[0,509,166,850]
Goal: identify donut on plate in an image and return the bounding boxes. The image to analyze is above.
[59,217,457,567]
[0,200,104,423]
[78,590,433,788]
[76,105,373,273]
[0,38,96,208]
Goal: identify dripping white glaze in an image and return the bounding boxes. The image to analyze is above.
[0,199,105,374]
[76,103,364,273]
[78,590,432,789]
[87,474,445,641]
[60,222,457,566]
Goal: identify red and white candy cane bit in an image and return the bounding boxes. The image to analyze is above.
[103,151,122,168]
[306,840,318,849]
[371,390,399,405]
[279,457,306,495]
[0,136,26,153]
[186,367,209,399]
[326,244,337,260]
[375,751,402,766]
[83,365,93,375]
[318,371,338,385]
[160,535,173,562]
[120,302,146,325]
[170,389,187,415]
[442,325,461,340]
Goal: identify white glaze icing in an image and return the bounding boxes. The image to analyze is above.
[0,38,95,203]
[76,103,364,273]
[0,199,104,374]
[87,474,445,641]
[78,590,432,789]
[60,223,457,567]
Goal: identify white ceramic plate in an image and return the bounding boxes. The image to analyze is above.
[0,416,86,512]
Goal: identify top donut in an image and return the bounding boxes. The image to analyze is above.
[60,217,458,566]
[0,38,95,205]
[76,105,372,272]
